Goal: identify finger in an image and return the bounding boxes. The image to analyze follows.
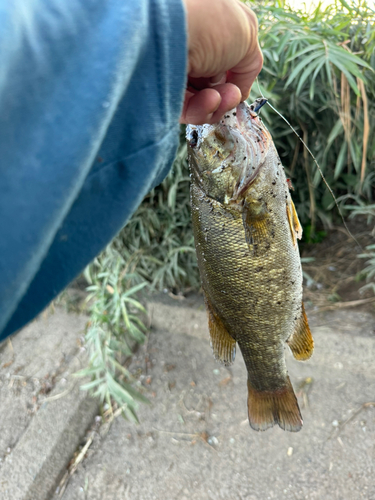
[180,88,222,124]
[187,74,227,94]
[205,83,241,124]
[180,83,241,125]
[226,4,263,100]
[209,73,227,86]
[227,48,263,101]
[187,76,213,91]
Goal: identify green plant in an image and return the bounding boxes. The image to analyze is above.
[357,244,375,294]
[349,202,375,294]
[76,246,149,420]
[249,0,375,231]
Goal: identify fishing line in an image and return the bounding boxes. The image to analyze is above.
[255,78,361,249]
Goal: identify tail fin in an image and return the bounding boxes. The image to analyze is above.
[247,377,303,432]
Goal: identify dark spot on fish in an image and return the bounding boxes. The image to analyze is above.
[233,112,237,116]
[250,105,254,110]
[272,180,276,185]
[254,266,263,273]
[243,156,247,160]
[273,194,277,198]
[291,281,295,284]
[276,171,280,176]
[285,195,288,199]
[294,317,297,320]
[277,301,281,305]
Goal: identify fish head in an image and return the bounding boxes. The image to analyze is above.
[187,100,272,203]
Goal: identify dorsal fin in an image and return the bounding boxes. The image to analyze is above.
[291,199,303,240]
[286,199,303,247]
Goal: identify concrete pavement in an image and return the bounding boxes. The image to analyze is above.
[1,295,375,500]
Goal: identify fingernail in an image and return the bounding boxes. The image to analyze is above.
[209,73,226,86]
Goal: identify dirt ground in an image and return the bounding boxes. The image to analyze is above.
[51,299,375,500]
[2,223,374,500]
[300,221,375,312]
[49,224,375,500]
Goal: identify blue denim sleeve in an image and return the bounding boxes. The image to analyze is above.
[0,0,187,339]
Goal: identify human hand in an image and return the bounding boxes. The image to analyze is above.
[180,0,263,125]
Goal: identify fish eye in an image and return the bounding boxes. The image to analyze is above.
[189,130,199,148]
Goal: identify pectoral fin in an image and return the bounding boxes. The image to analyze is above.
[242,201,272,256]
[205,296,236,366]
[287,303,314,361]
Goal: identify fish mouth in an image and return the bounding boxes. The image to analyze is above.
[186,98,268,150]
[186,100,272,199]
[235,98,268,131]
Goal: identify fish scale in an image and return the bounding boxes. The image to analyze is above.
[187,99,314,432]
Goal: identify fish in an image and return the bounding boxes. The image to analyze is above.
[186,98,314,432]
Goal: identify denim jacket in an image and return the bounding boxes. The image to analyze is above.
[0,0,187,339]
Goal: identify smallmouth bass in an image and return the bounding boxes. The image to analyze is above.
[186,99,313,432]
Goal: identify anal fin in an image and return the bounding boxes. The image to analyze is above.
[205,297,236,366]
[287,303,314,361]
[247,376,302,432]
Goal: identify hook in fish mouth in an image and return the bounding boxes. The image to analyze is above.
[253,97,268,113]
